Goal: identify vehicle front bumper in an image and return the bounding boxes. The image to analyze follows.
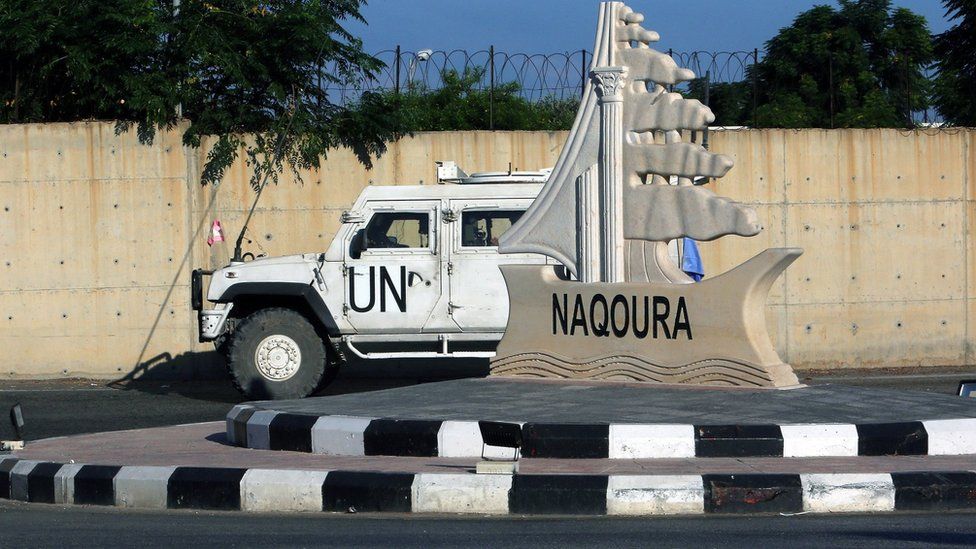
[192,268,232,342]
[198,304,233,342]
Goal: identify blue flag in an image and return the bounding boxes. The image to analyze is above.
[681,237,704,282]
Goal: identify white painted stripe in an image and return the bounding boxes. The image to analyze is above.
[801,474,895,513]
[436,421,482,458]
[53,463,84,504]
[780,424,858,457]
[114,466,177,509]
[609,425,695,459]
[225,405,254,446]
[241,469,330,512]
[922,418,976,455]
[245,411,279,450]
[311,415,374,456]
[8,460,41,501]
[606,475,704,515]
[412,473,512,514]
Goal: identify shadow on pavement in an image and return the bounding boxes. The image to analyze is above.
[108,356,491,405]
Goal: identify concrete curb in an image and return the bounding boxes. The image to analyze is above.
[226,405,976,459]
[3,456,976,515]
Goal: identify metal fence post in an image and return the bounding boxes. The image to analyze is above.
[489,45,495,130]
[394,45,401,97]
[703,70,710,151]
[829,53,834,129]
[581,49,587,98]
[752,48,759,127]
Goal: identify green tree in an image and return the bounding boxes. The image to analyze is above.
[0,0,159,122]
[0,0,396,186]
[753,0,933,128]
[933,0,976,125]
[359,67,578,132]
[684,79,753,127]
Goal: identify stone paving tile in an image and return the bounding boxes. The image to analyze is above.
[12,423,976,475]
[245,378,976,424]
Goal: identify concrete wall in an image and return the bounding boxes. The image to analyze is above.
[0,122,972,378]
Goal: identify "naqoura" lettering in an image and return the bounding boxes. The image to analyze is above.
[551,293,692,340]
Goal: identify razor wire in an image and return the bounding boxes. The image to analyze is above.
[318,48,943,125]
[319,49,760,104]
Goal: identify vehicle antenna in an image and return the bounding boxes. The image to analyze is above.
[231,97,299,263]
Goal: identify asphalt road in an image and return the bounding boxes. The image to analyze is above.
[0,500,972,548]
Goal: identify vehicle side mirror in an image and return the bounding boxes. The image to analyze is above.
[350,229,367,260]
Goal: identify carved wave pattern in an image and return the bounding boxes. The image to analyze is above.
[490,352,774,387]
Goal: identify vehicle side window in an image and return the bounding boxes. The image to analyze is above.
[365,212,430,249]
[460,210,524,247]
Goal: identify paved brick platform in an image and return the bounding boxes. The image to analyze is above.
[227,378,976,459]
[4,423,976,516]
[243,378,976,424]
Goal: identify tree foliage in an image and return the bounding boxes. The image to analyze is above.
[0,0,396,186]
[684,79,753,127]
[752,0,933,128]
[354,67,578,133]
[933,0,976,125]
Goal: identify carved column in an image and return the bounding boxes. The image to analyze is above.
[591,66,627,283]
[576,167,599,283]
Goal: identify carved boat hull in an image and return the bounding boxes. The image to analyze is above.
[491,248,803,388]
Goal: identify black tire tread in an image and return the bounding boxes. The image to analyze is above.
[226,307,326,399]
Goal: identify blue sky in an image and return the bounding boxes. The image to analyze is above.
[348,1,952,55]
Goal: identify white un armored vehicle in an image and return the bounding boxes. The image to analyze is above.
[192,162,555,399]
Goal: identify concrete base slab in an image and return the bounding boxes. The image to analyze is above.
[476,461,519,475]
[2,423,976,516]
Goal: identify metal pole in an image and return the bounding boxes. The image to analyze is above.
[580,49,587,98]
[905,54,913,128]
[703,70,710,151]
[173,0,183,119]
[829,53,834,129]
[752,48,759,127]
[489,45,495,130]
[394,45,401,97]
[668,49,674,93]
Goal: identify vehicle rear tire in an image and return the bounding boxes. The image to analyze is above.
[226,307,326,400]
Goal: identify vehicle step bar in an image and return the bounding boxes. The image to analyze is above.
[341,334,499,360]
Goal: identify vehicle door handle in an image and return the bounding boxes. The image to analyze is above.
[408,271,429,287]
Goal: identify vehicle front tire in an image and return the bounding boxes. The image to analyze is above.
[226,307,326,400]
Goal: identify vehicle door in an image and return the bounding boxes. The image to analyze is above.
[446,199,546,332]
[343,201,442,333]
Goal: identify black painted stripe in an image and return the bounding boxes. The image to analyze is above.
[269,414,319,452]
[695,425,784,458]
[856,422,928,456]
[167,467,247,510]
[73,465,121,506]
[521,423,609,459]
[703,474,803,514]
[363,419,442,457]
[509,474,608,515]
[0,459,18,499]
[26,462,63,504]
[322,471,414,513]
[231,407,256,447]
[892,471,976,511]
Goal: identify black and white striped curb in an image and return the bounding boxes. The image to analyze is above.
[3,456,976,515]
[226,405,976,459]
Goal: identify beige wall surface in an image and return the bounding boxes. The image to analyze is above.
[0,122,972,378]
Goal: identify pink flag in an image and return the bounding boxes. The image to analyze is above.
[207,220,224,247]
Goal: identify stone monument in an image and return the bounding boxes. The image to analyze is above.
[491,2,801,387]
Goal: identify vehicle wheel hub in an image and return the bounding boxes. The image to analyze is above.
[254,335,302,381]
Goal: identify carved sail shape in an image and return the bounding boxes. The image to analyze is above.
[499,1,760,280]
